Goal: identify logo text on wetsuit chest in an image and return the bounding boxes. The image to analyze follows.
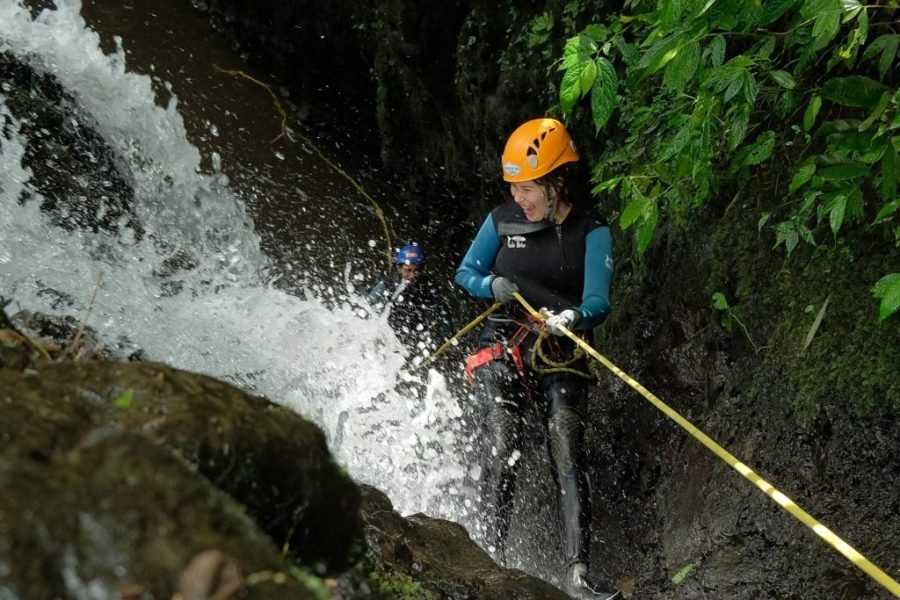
[506,235,526,248]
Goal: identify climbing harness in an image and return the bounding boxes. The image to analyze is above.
[463,318,530,385]
[510,292,900,598]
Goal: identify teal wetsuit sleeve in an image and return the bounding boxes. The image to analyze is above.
[367,280,388,306]
[454,214,500,299]
[576,226,612,329]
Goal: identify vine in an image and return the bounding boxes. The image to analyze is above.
[556,0,899,321]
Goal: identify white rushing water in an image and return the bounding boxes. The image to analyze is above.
[0,0,480,525]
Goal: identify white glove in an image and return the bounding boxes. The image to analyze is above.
[545,309,580,336]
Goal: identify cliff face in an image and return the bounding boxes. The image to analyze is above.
[185,1,900,598]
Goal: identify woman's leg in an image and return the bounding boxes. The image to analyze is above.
[474,357,525,562]
[543,372,620,599]
[542,372,591,568]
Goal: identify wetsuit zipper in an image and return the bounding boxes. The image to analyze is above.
[556,224,565,269]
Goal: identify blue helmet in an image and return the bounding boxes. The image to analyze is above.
[395,243,424,265]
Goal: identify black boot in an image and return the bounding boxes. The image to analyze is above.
[565,563,622,600]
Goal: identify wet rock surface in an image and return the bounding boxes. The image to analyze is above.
[0,309,575,599]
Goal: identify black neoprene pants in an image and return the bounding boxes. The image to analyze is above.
[473,355,592,567]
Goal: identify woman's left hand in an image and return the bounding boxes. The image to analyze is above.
[545,309,580,335]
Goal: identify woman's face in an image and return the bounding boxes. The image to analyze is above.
[510,180,548,222]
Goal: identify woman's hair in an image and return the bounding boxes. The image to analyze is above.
[535,165,572,203]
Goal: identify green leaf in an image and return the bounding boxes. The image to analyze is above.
[801,294,831,353]
[775,220,800,255]
[584,24,609,43]
[698,0,718,16]
[882,140,897,201]
[858,92,891,132]
[833,11,868,68]
[593,176,623,195]
[703,63,744,94]
[770,70,797,90]
[664,41,701,93]
[658,119,693,162]
[712,292,730,311]
[742,130,776,166]
[804,95,822,131]
[846,187,864,222]
[704,35,726,67]
[727,106,750,149]
[800,190,823,215]
[561,35,594,70]
[560,57,593,115]
[871,273,900,321]
[760,0,799,26]
[798,223,816,245]
[878,37,896,80]
[862,33,900,62]
[580,59,598,95]
[828,194,848,234]
[741,71,759,105]
[820,76,891,109]
[875,199,900,223]
[614,36,641,65]
[114,389,135,409]
[701,116,712,156]
[811,0,841,51]
[758,212,772,231]
[636,203,660,255]
[637,32,684,74]
[591,58,618,130]
[818,163,869,180]
[724,76,743,102]
[620,196,651,229]
[660,0,685,28]
[861,34,899,80]
[672,562,699,585]
[840,0,862,20]
[790,162,817,193]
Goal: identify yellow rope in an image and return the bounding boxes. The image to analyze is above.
[213,65,288,143]
[408,302,501,373]
[512,292,900,598]
[213,65,394,271]
[529,329,593,378]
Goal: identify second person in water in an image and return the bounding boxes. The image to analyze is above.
[368,243,453,357]
[455,118,619,600]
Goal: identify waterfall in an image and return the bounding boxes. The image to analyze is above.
[0,0,478,526]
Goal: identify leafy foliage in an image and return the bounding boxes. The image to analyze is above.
[556,0,899,320]
[872,272,900,321]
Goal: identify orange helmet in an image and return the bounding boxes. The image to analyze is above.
[501,118,579,182]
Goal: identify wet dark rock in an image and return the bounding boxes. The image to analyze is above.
[585,206,900,599]
[360,485,571,600]
[0,315,577,599]
[0,51,140,236]
[0,359,363,574]
[0,434,315,599]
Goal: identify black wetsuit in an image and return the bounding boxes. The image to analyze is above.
[455,199,613,569]
[367,275,453,354]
